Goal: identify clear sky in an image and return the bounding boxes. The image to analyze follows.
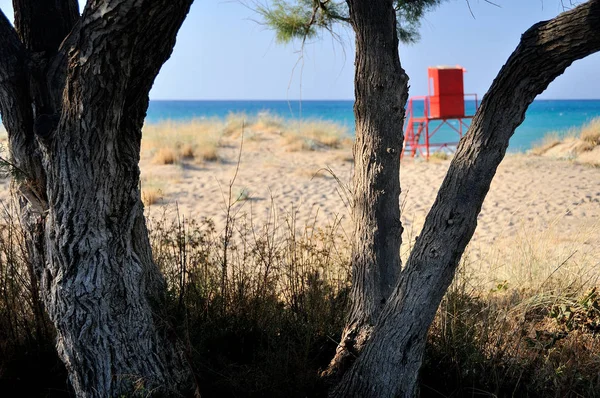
[1,0,599,100]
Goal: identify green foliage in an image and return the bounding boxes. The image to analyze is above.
[550,288,600,331]
[396,0,445,43]
[423,264,600,397]
[256,0,447,44]
[257,0,347,43]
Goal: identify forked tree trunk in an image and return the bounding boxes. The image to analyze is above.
[332,1,600,397]
[323,0,408,379]
[0,1,195,396]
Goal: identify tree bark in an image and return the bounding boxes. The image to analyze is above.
[323,0,408,380]
[0,1,195,396]
[332,1,600,397]
[0,7,50,345]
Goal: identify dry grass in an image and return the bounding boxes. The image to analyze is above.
[180,144,195,159]
[223,112,249,138]
[530,131,563,155]
[282,120,352,151]
[1,195,599,396]
[468,218,599,293]
[141,178,164,206]
[152,147,178,165]
[141,116,352,166]
[428,151,450,162]
[222,113,351,151]
[283,133,314,151]
[143,119,223,164]
[423,214,600,396]
[198,146,219,162]
[252,112,285,134]
[531,118,600,161]
[142,188,162,206]
[579,117,600,151]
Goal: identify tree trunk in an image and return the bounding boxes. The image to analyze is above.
[323,0,408,380]
[332,1,600,397]
[0,1,195,396]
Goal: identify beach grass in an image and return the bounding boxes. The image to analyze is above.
[1,200,599,396]
[530,117,600,165]
[579,117,600,149]
[143,119,224,164]
[470,218,599,292]
[428,150,451,162]
[140,177,165,206]
[223,112,249,137]
[142,115,353,167]
[530,131,563,155]
[283,120,352,151]
[152,147,178,165]
[253,112,286,134]
[142,188,162,206]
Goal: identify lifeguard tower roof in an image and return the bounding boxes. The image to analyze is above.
[432,65,465,69]
[428,66,466,119]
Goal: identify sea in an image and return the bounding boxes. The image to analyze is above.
[147,99,600,152]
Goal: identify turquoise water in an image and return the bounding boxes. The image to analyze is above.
[147,99,600,151]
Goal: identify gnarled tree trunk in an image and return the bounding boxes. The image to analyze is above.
[324,0,408,379]
[332,1,600,396]
[0,1,195,396]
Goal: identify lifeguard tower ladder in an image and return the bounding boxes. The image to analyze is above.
[403,66,479,159]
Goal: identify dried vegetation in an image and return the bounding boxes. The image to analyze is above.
[1,116,599,396]
[141,113,353,167]
[531,117,600,165]
[1,195,599,396]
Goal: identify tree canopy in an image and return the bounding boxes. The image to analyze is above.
[256,0,446,43]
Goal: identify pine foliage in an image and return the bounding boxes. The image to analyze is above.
[256,0,446,44]
[257,0,348,43]
[396,0,445,43]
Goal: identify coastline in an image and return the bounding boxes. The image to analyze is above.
[146,99,600,152]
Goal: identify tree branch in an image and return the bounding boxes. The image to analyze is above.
[332,0,600,396]
[13,0,80,53]
[59,0,193,135]
[0,9,35,155]
[113,0,196,168]
[10,0,79,129]
[0,9,47,207]
[0,9,25,94]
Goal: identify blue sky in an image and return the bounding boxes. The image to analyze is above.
[1,0,599,100]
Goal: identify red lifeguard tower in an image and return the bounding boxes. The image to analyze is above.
[403,66,479,159]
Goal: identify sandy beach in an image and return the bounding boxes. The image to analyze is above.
[137,128,600,279]
[1,128,599,277]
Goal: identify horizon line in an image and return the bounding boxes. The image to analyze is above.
[149,98,600,102]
